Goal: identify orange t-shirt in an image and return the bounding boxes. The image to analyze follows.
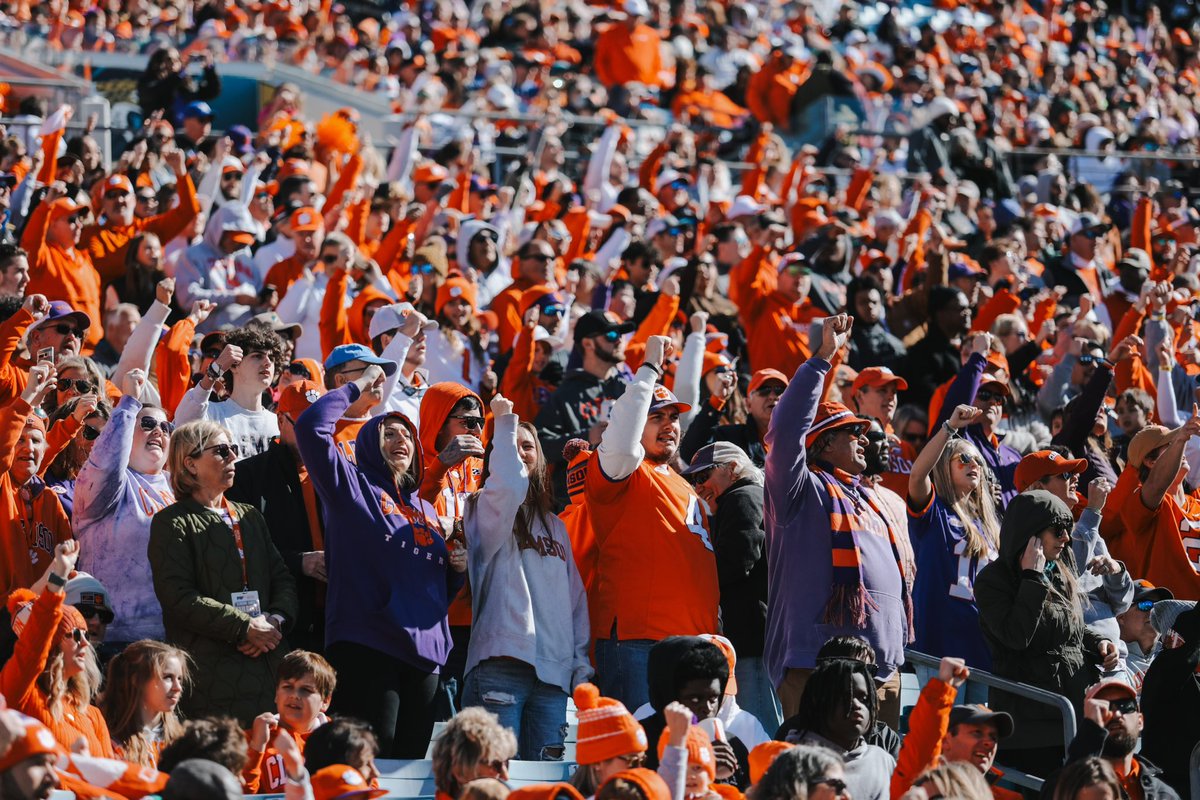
[1119,486,1200,600]
[585,454,718,640]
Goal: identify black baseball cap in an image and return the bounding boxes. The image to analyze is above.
[948,705,1014,738]
[1132,579,1173,605]
[573,310,635,347]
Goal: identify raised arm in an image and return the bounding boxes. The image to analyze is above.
[597,336,670,481]
[173,344,243,425]
[932,337,989,432]
[112,279,173,390]
[909,405,981,509]
[673,314,708,432]
[468,396,527,563]
[0,544,75,709]
[295,371,384,499]
[1141,408,1200,510]
[74,374,147,525]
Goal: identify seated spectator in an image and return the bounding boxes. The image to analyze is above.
[569,683,650,797]
[901,763,992,800]
[157,716,249,776]
[148,419,298,726]
[597,768,673,800]
[305,718,382,788]
[99,640,190,768]
[431,707,519,799]
[749,745,847,800]
[1118,581,1173,691]
[244,650,336,793]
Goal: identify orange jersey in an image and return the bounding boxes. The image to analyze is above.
[1118,486,1200,600]
[21,204,103,349]
[244,726,315,793]
[593,22,664,88]
[585,454,718,640]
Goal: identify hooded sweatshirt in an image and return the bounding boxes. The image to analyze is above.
[295,383,464,670]
[74,395,175,642]
[455,220,510,308]
[174,203,266,333]
[1072,127,1123,195]
[638,637,732,770]
[1140,606,1200,796]
[462,412,592,693]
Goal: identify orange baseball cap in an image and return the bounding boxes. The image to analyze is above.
[849,366,908,397]
[979,373,1012,396]
[1014,449,1087,491]
[102,174,134,195]
[748,368,789,395]
[412,162,450,184]
[48,197,88,221]
[311,765,387,800]
[289,206,323,233]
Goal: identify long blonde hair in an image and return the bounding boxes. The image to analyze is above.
[39,645,102,720]
[99,641,190,768]
[930,438,1001,560]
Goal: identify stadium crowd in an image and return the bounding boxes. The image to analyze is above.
[0,0,1199,799]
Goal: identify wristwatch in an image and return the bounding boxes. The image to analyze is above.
[47,572,66,589]
[205,363,223,381]
[941,420,956,437]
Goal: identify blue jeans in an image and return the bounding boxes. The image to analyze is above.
[913,664,989,706]
[735,656,783,734]
[594,637,656,712]
[462,660,569,761]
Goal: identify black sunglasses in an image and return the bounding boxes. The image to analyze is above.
[52,324,81,337]
[68,628,87,644]
[1136,599,1155,612]
[754,385,786,397]
[1108,697,1138,715]
[61,379,96,394]
[76,604,114,624]
[194,442,240,460]
[687,466,716,485]
[104,191,130,201]
[449,414,484,430]
[139,416,174,435]
[900,432,925,444]
[522,252,554,262]
[286,362,312,379]
[136,194,158,203]
[975,390,1005,404]
[1078,354,1104,366]
[320,253,340,264]
[81,424,102,441]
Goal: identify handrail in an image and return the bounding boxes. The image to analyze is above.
[904,650,1078,764]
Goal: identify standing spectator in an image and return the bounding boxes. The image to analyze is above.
[74,369,174,649]
[148,420,298,726]
[137,49,221,118]
[681,442,778,732]
[228,380,328,654]
[585,335,718,710]
[592,0,666,90]
[461,394,592,760]
[0,243,29,297]
[294,364,467,758]
[764,315,911,726]
[683,368,785,470]
[907,403,1001,697]
[974,490,1119,777]
[846,276,906,371]
[174,203,268,334]
[899,287,971,410]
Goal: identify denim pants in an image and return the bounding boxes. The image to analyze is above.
[594,637,656,712]
[913,664,989,706]
[462,659,569,761]
[734,656,783,734]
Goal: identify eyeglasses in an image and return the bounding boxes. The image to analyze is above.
[75,604,114,624]
[286,362,313,379]
[139,416,174,435]
[1108,698,1138,715]
[52,324,81,338]
[809,777,848,796]
[450,414,485,430]
[81,424,102,441]
[687,467,715,485]
[753,385,786,397]
[194,442,240,460]
[975,390,1005,404]
[61,379,96,394]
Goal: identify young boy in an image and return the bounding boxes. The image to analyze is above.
[244,651,337,792]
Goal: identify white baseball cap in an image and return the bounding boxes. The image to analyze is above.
[368,302,438,340]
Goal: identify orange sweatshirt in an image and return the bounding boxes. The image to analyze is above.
[156,318,197,420]
[243,726,317,793]
[22,202,103,349]
[731,250,814,375]
[500,322,553,422]
[593,22,664,89]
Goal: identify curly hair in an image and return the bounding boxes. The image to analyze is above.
[431,707,517,797]
[750,745,844,800]
[157,716,248,774]
[221,326,285,391]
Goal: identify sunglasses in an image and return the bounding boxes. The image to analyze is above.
[286,362,312,379]
[1136,599,1156,612]
[810,778,848,796]
[136,194,158,204]
[400,384,424,397]
[68,628,87,644]
[411,263,435,275]
[1078,354,1104,366]
[1049,527,1071,540]
[783,265,810,277]
[76,604,114,624]
[320,253,341,264]
[616,753,646,768]
[139,416,174,435]
[477,758,509,773]
[1079,229,1104,240]
[222,173,244,181]
[81,423,103,441]
[66,215,85,226]
[1107,697,1138,715]
[449,414,485,430]
[900,432,925,444]
[956,452,981,466]
[194,442,240,460]
[754,385,786,397]
[61,379,97,394]
[522,252,554,262]
[687,467,715,485]
[975,390,1005,404]
[541,305,566,317]
[52,324,81,337]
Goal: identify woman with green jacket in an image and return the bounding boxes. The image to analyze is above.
[148,420,298,726]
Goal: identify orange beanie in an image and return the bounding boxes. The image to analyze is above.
[600,768,670,800]
[8,588,86,644]
[506,784,585,800]
[435,275,478,317]
[748,741,792,784]
[573,683,648,766]
[655,727,715,783]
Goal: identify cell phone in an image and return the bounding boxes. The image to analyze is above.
[36,347,53,364]
[809,318,825,348]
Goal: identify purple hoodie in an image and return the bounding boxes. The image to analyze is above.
[762,356,908,688]
[295,384,465,672]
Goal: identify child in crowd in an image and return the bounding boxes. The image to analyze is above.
[244,650,337,792]
[157,716,249,775]
[305,717,383,788]
[99,640,190,768]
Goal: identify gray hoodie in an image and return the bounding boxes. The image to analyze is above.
[174,203,265,332]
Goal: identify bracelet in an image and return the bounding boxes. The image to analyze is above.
[642,362,663,378]
[941,420,956,438]
[205,363,223,380]
[47,572,66,588]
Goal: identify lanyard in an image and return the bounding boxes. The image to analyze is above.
[223,497,250,591]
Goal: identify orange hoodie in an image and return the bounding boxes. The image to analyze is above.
[243,725,319,793]
[21,202,103,349]
[320,271,392,355]
[730,249,815,375]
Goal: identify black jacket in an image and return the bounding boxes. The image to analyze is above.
[975,491,1104,748]
[228,441,325,653]
[1140,607,1200,797]
[1039,719,1179,800]
[899,327,961,409]
[710,479,767,657]
[137,65,221,116]
[847,322,907,372]
[535,369,627,509]
[680,407,767,468]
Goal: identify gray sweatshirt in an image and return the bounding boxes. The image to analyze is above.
[463,413,593,692]
[795,731,894,800]
[74,395,176,641]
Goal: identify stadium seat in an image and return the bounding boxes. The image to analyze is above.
[507,760,576,786]
[376,759,437,797]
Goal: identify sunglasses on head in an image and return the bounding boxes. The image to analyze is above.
[286,362,312,379]
[62,379,96,394]
[450,414,485,430]
[195,442,240,460]
[139,416,174,435]
[76,604,114,624]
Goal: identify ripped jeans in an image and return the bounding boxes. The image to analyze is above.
[462,659,569,760]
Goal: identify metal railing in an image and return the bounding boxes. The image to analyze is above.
[906,649,1079,790]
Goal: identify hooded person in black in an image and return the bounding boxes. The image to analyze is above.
[1140,606,1200,797]
[975,490,1118,779]
[640,636,750,789]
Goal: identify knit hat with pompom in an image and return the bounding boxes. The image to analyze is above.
[8,588,88,646]
[572,682,648,766]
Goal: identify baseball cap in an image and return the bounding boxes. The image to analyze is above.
[47,197,88,221]
[649,383,690,414]
[1083,679,1137,703]
[277,380,325,419]
[33,300,90,334]
[805,402,870,447]
[1069,213,1113,236]
[250,311,302,341]
[289,206,323,233]
[368,302,437,340]
[64,572,113,624]
[573,310,635,346]
[1128,425,1173,469]
[311,765,387,800]
[102,174,134,195]
[162,759,243,800]
[655,169,691,192]
[777,252,808,274]
[323,343,398,376]
[680,441,748,476]
[412,163,450,184]
[748,368,789,395]
[1118,248,1152,272]
[182,101,214,120]
[979,373,1012,396]
[1014,450,1088,491]
[0,716,59,772]
[849,366,908,397]
[1132,579,1174,605]
[949,260,986,281]
[726,195,765,220]
[947,705,1014,739]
